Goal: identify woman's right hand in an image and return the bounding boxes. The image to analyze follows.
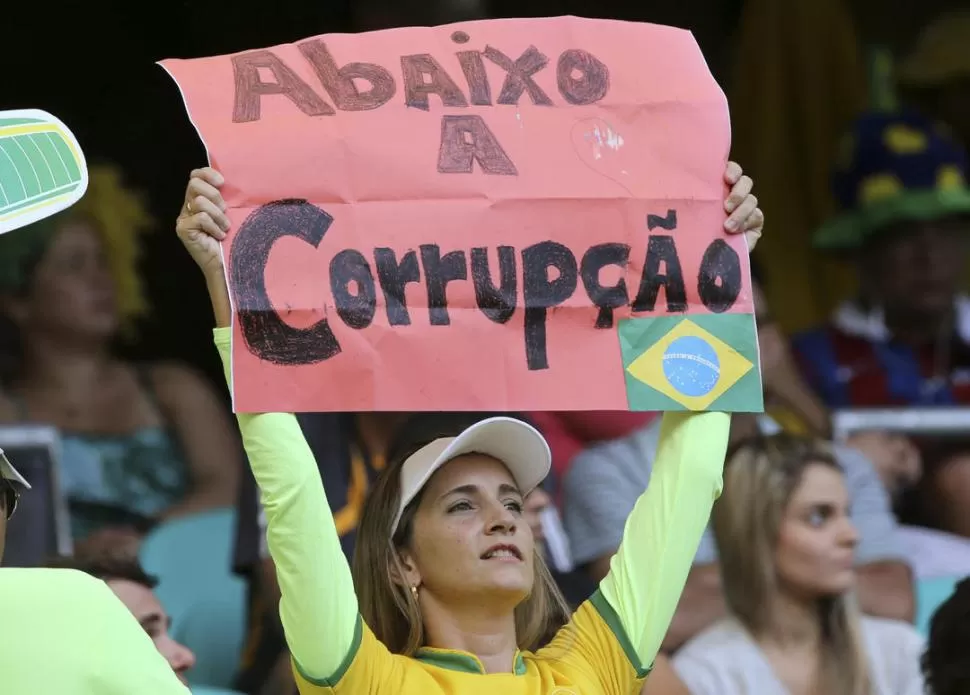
[176,167,230,278]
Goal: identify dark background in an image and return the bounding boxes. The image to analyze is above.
[0,0,959,382]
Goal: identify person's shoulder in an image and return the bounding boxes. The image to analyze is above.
[143,360,218,401]
[0,567,113,602]
[672,618,756,692]
[860,615,925,653]
[830,442,878,482]
[676,618,751,659]
[567,420,661,479]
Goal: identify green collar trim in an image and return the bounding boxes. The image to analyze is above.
[415,646,527,675]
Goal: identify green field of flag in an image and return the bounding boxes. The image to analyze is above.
[0,109,88,235]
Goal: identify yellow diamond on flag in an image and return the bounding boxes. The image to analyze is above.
[626,318,755,411]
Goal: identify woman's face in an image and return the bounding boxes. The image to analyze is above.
[400,453,535,607]
[17,220,118,341]
[775,463,858,598]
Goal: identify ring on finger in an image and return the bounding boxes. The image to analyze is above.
[185,200,193,214]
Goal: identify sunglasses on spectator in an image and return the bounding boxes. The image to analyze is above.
[1,479,20,520]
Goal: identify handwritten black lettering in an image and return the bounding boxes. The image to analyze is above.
[438,115,518,175]
[483,45,553,106]
[632,235,687,313]
[556,49,610,105]
[299,39,396,111]
[471,246,517,323]
[456,50,493,106]
[374,247,421,325]
[698,239,742,313]
[230,200,340,364]
[581,243,631,328]
[331,249,378,328]
[522,241,578,371]
[232,51,334,123]
[401,54,468,111]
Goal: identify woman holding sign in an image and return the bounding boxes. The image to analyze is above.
[177,163,763,695]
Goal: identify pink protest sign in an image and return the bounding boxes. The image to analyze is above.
[161,16,762,413]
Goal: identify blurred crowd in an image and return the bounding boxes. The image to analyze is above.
[2,3,970,695]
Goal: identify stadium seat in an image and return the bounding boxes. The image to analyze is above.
[915,575,959,637]
[141,508,246,690]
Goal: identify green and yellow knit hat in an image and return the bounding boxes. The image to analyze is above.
[813,109,970,250]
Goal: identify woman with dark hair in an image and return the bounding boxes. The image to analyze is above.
[0,166,240,553]
[176,163,763,694]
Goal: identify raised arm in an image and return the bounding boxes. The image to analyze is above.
[176,167,359,683]
[598,411,730,668]
[213,330,359,681]
[543,162,762,692]
[540,412,730,692]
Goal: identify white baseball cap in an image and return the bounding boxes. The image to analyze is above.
[391,417,551,535]
[0,448,30,489]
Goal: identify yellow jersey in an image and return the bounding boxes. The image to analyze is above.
[215,328,728,695]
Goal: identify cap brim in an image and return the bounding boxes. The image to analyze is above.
[393,417,551,532]
[0,448,30,489]
[813,188,970,250]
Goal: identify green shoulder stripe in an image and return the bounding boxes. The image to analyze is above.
[294,612,364,687]
[589,589,653,679]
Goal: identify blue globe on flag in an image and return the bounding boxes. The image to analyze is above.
[662,335,721,398]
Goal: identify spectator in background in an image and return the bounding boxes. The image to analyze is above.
[564,275,914,652]
[50,552,196,685]
[898,10,970,151]
[672,435,924,695]
[793,111,970,537]
[0,166,240,556]
[527,411,658,494]
[922,576,970,695]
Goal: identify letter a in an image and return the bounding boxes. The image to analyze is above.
[437,115,517,175]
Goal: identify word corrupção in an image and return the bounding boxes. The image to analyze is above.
[230,201,744,371]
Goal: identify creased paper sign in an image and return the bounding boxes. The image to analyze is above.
[160,15,763,413]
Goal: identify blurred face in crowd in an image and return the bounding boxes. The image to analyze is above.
[398,454,536,606]
[107,578,196,684]
[9,220,118,344]
[523,486,551,542]
[775,462,858,599]
[863,215,969,322]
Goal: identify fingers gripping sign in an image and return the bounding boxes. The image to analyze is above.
[176,167,231,276]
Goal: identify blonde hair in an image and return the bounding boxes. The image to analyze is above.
[351,444,571,655]
[713,435,871,695]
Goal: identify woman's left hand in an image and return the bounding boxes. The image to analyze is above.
[723,161,764,252]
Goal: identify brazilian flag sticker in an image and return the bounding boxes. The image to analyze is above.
[619,314,763,412]
[0,109,88,236]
